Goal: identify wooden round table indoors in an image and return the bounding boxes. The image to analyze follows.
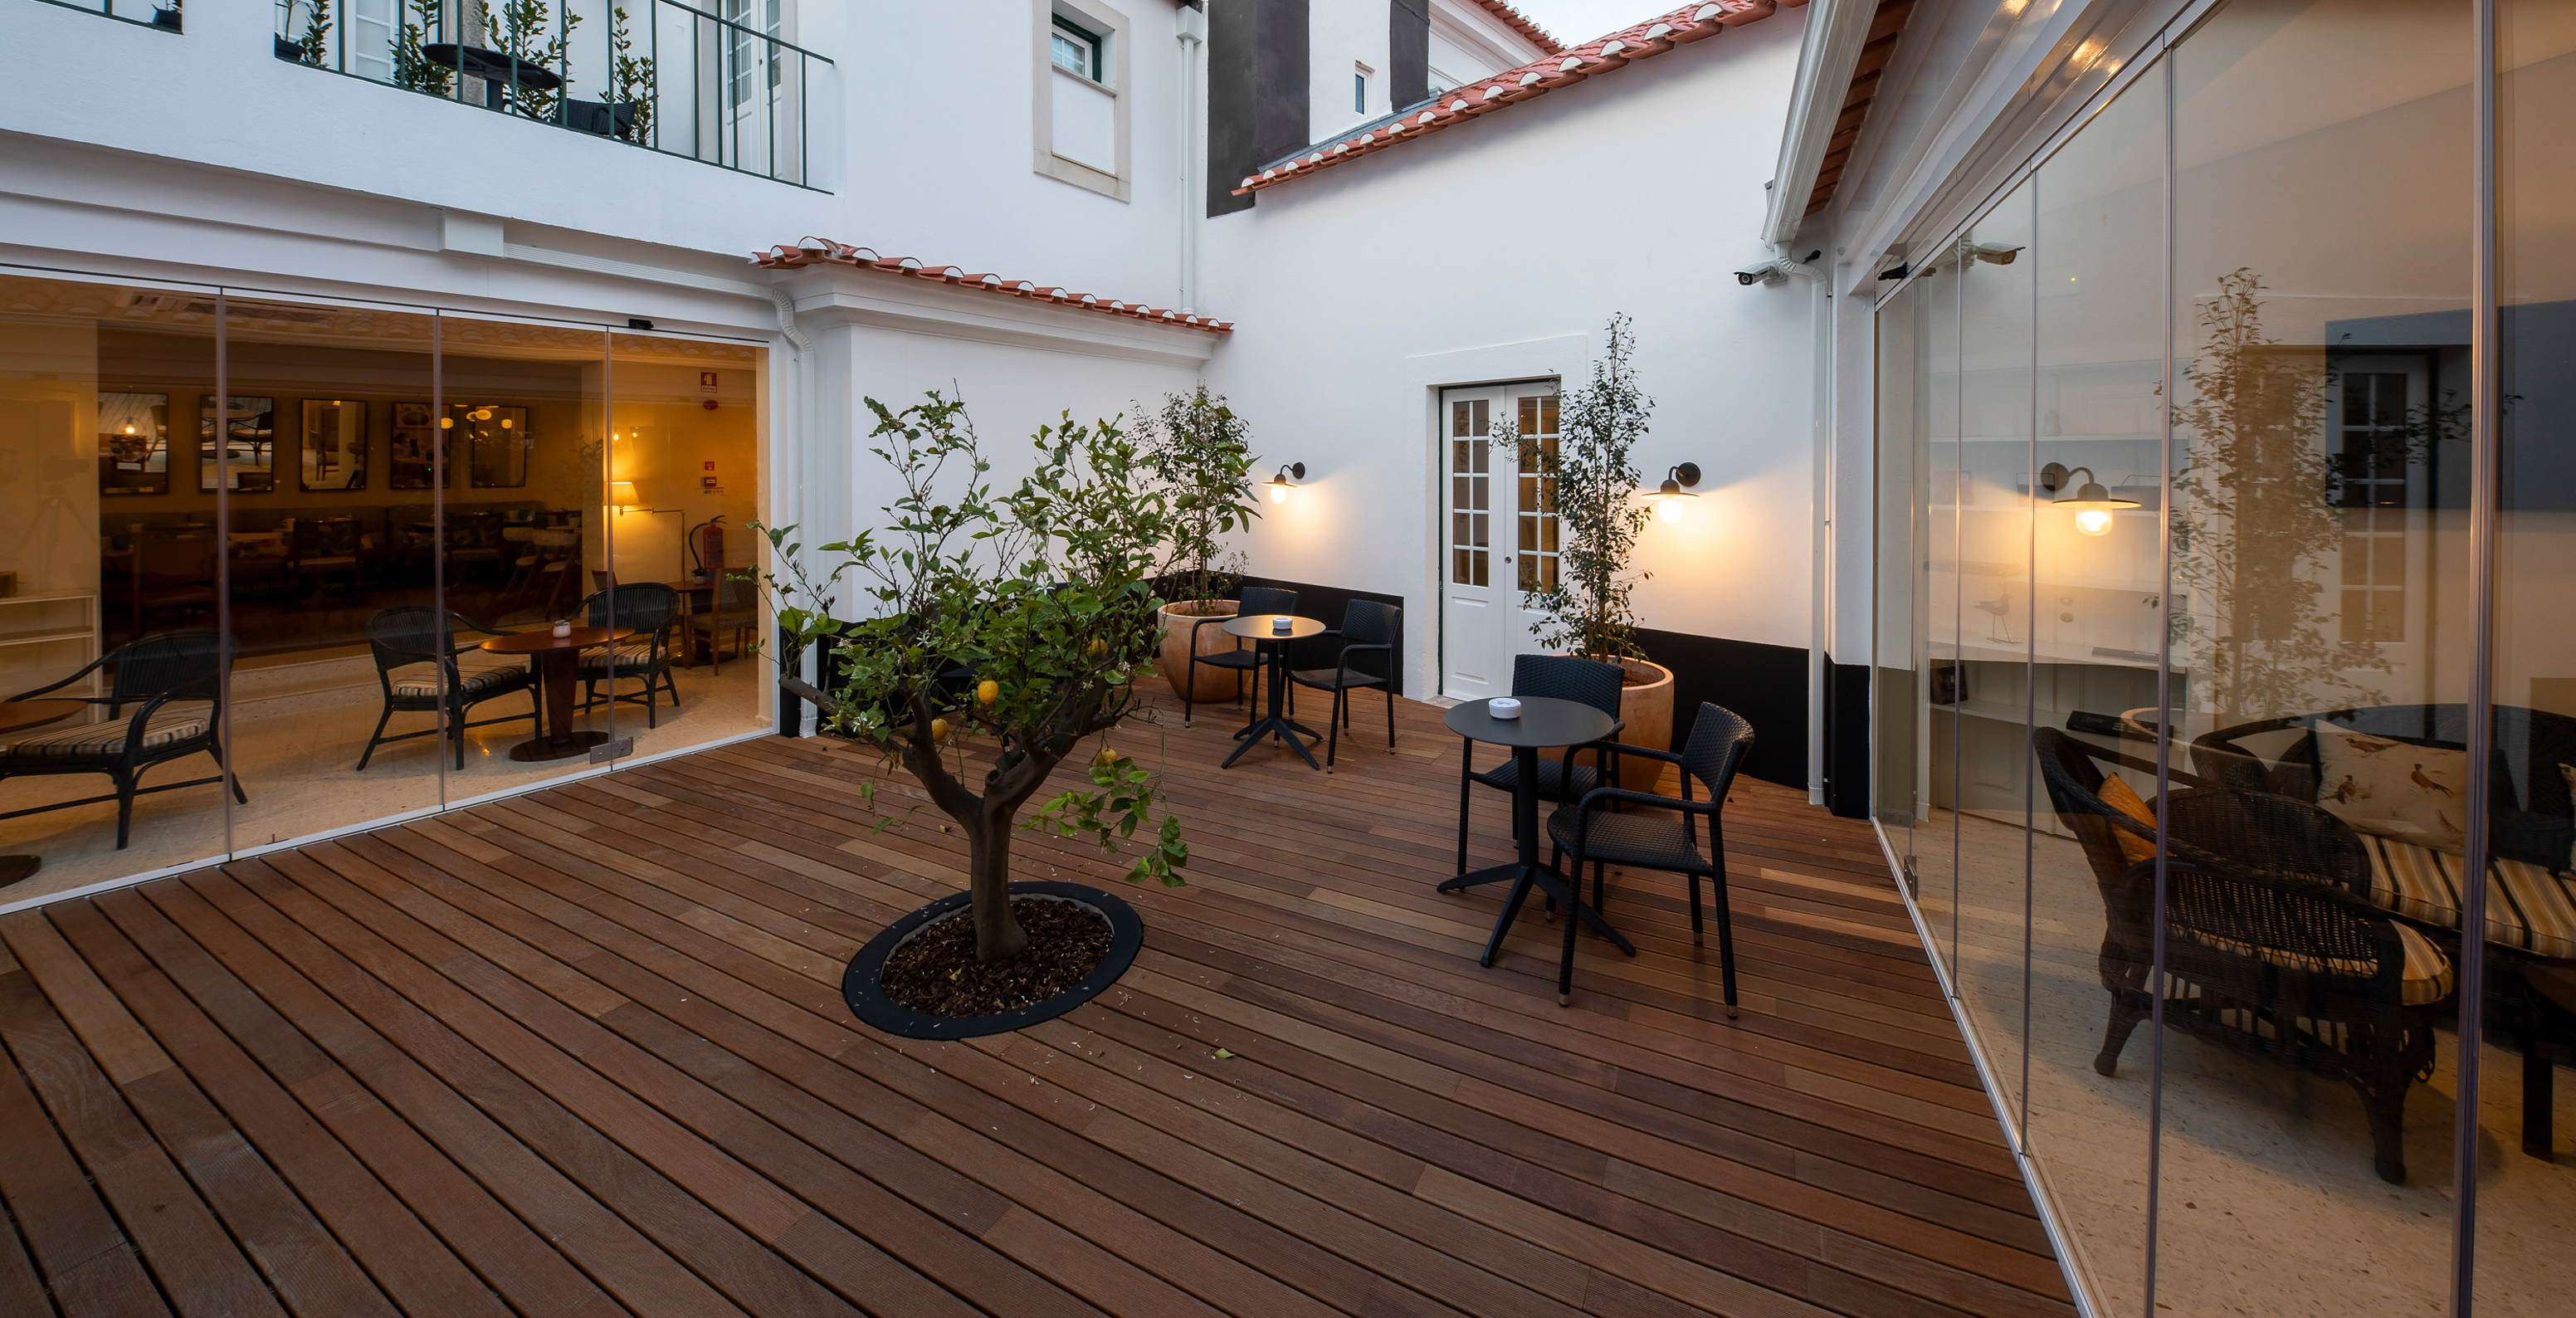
[1438,696,1632,968]
[1217,613,1328,770]
[0,700,87,887]
[479,627,632,762]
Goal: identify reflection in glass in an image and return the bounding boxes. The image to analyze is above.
[199,395,276,492]
[98,391,171,496]
[299,399,368,491]
[388,400,446,490]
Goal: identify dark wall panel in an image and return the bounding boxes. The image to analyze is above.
[1389,0,1429,109]
[1208,0,1311,217]
[1634,629,1810,791]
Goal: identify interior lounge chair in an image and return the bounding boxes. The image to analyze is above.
[357,606,539,770]
[2035,725,2453,1183]
[578,583,681,727]
[0,630,246,848]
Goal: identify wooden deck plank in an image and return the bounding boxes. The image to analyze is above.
[0,696,2071,1318]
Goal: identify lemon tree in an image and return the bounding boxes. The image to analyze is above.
[754,391,1184,963]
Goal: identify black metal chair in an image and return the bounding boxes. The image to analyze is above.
[1183,586,1296,726]
[0,630,246,848]
[1543,702,1755,1010]
[578,583,682,727]
[1288,600,1399,769]
[356,606,539,770]
[1456,654,1625,877]
[2036,725,2449,1184]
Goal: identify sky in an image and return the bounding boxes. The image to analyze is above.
[1502,0,1691,47]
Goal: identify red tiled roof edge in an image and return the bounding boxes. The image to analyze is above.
[1466,0,1565,55]
[1237,0,1799,197]
[749,240,1233,334]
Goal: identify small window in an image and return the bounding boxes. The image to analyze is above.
[1354,70,1368,114]
[1052,17,1101,81]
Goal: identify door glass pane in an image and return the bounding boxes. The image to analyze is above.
[2480,1,2576,1306]
[437,315,607,793]
[217,293,442,852]
[1921,254,1963,977]
[1448,399,1489,588]
[1951,181,2037,1142]
[605,332,769,762]
[0,275,224,899]
[2167,0,2471,1305]
[2023,66,2164,1314]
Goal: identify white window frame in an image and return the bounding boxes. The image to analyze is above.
[1032,0,1130,202]
[1354,61,1373,115]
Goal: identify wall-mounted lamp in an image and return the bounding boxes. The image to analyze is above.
[1652,462,1701,523]
[2039,462,2139,536]
[1265,462,1305,505]
[609,480,642,512]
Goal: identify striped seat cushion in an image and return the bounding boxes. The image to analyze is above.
[1,702,212,759]
[2174,921,2456,1006]
[577,640,660,671]
[2354,833,2576,961]
[387,660,526,700]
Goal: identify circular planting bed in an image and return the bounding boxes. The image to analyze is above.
[842,881,1144,1040]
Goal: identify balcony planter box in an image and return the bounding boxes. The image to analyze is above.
[1155,598,1243,701]
[1611,657,1674,793]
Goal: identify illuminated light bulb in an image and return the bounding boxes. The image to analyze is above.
[2076,508,2114,537]
[440,417,454,429]
[500,417,514,429]
[124,425,136,435]
[1263,462,1304,503]
[1656,495,1686,523]
[1268,482,1290,505]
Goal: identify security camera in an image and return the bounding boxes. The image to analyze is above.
[1735,250,1824,287]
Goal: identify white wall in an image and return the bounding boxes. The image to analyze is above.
[1309,0,1396,144]
[1201,17,1814,696]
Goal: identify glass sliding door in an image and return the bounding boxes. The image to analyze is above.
[215,295,445,852]
[0,274,227,902]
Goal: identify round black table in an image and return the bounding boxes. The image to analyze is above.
[1218,613,1327,770]
[1438,696,1634,967]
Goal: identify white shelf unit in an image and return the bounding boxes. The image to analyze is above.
[0,589,104,709]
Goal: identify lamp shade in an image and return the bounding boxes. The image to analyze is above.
[609,481,640,508]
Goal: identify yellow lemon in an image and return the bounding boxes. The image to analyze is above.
[929,718,949,741]
[1094,748,1118,769]
[977,679,998,705]
[1087,638,1107,659]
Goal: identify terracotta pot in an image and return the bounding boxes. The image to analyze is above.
[1612,659,1676,793]
[1156,600,1246,701]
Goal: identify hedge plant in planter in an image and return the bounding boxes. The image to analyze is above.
[1139,386,1261,702]
[1493,314,1676,788]
[758,391,1186,1032]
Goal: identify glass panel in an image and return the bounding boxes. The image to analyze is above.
[437,314,607,791]
[1950,181,2037,1144]
[1874,280,1922,879]
[1447,398,1490,588]
[2022,65,2166,1314]
[217,293,442,851]
[604,332,768,760]
[2480,0,2576,1306]
[1921,251,1963,977]
[0,274,225,899]
[2166,0,2471,1306]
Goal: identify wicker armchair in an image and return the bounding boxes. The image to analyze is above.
[577,584,681,728]
[0,630,246,848]
[2035,726,2451,1183]
[357,607,539,770]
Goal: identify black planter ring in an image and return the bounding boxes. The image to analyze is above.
[842,880,1143,1041]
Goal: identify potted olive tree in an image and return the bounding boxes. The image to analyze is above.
[1140,385,1262,702]
[1497,314,1675,789]
[759,391,1185,1035]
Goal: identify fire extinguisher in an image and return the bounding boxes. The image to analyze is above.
[686,515,725,583]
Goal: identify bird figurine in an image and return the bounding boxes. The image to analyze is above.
[1973,593,2014,642]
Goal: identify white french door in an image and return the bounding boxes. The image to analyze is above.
[1438,380,1560,699]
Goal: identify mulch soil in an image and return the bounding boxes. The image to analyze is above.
[879,896,1113,1018]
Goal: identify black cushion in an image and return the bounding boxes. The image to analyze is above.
[1290,666,1386,691]
[1471,753,1605,803]
[1193,649,1262,670]
[1547,804,1707,871]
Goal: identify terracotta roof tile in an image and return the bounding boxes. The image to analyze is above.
[1237,1,1798,196]
[749,240,1232,334]
[1463,0,1564,55]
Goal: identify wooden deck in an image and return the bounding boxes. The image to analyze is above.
[0,694,2073,1318]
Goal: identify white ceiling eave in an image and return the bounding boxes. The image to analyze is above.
[1760,0,1881,246]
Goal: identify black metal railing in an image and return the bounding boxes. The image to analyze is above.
[32,0,183,32]
[271,0,827,188]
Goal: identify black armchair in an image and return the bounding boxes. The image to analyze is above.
[0,630,246,848]
[1183,586,1296,727]
[357,606,539,770]
[1456,654,1625,878]
[578,584,682,727]
[1543,702,1754,1010]
[1288,599,1399,769]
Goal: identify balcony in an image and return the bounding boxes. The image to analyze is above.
[268,0,827,188]
[31,0,182,32]
[0,695,2071,1318]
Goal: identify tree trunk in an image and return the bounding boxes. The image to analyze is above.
[965,811,1028,964]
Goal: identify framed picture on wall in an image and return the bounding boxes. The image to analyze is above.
[199,395,276,492]
[300,398,369,491]
[98,391,170,496]
[452,403,529,488]
[388,401,446,489]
